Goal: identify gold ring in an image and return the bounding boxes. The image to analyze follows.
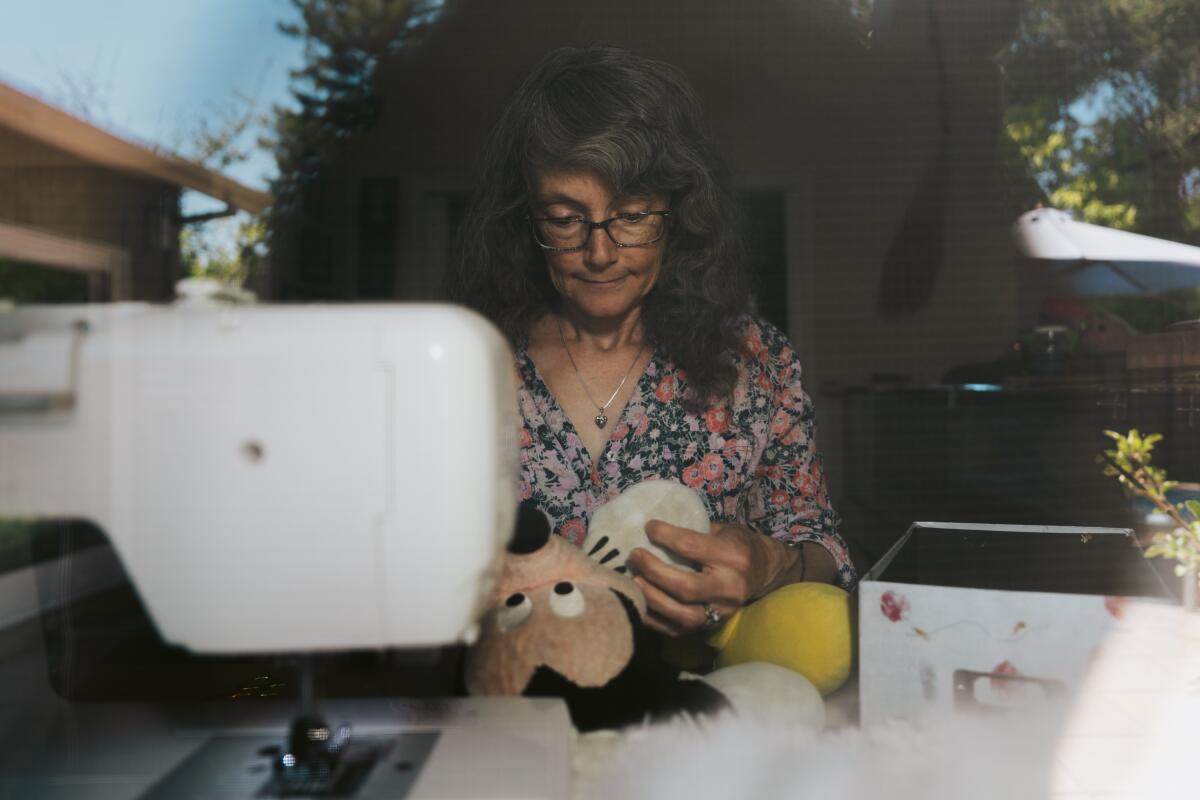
[702,604,722,628]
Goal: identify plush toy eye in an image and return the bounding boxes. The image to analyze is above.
[548,581,585,618]
[496,592,533,632]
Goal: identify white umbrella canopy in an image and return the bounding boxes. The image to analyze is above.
[1013,208,1200,296]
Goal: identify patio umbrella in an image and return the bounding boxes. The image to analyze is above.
[1013,208,1200,296]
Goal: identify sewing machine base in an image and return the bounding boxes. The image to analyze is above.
[1,697,571,800]
[143,731,436,798]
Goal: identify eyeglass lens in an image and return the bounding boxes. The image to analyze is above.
[534,213,665,249]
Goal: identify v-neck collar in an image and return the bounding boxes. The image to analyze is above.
[517,346,658,485]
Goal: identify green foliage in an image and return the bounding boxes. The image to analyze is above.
[1001,0,1200,241]
[185,91,273,175]
[176,87,272,289]
[1100,428,1200,577]
[181,216,267,287]
[1087,287,1200,333]
[1003,99,1140,230]
[0,259,90,303]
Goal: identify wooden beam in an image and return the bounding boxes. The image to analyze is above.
[0,219,130,274]
[0,83,271,214]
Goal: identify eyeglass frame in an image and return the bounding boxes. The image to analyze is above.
[528,210,672,252]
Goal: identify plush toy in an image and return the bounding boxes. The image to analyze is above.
[582,479,853,697]
[464,482,850,731]
[464,503,730,731]
[707,581,852,696]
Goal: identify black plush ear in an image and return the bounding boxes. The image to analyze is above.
[508,501,551,554]
[523,590,729,731]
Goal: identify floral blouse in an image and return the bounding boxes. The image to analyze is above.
[515,317,856,591]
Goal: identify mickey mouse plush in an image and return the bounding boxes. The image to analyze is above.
[464,502,729,731]
[464,481,850,731]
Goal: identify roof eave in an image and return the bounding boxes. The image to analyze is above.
[0,82,271,215]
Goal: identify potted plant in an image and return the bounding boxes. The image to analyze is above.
[1100,429,1200,609]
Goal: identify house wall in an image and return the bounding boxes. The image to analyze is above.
[277,0,1052,532]
[0,126,182,301]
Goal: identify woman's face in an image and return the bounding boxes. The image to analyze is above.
[531,167,667,326]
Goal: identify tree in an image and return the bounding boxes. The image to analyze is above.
[1000,0,1200,241]
[266,0,418,298]
[177,89,272,288]
[180,216,267,287]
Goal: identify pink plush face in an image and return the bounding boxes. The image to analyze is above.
[464,534,647,696]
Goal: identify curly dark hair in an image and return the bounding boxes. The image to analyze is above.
[450,45,751,410]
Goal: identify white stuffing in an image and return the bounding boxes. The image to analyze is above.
[572,705,1062,800]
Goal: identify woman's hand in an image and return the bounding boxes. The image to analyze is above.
[625,520,808,636]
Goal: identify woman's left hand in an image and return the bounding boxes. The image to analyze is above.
[625,520,800,636]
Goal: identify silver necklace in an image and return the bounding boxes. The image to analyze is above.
[557,318,646,429]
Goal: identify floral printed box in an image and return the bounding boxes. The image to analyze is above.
[858,522,1173,725]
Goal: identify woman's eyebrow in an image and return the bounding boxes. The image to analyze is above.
[613,193,663,210]
[533,192,586,209]
[532,193,655,213]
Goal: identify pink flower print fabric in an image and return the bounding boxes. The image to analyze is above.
[515,316,856,591]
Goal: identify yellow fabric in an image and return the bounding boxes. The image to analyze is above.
[707,582,852,696]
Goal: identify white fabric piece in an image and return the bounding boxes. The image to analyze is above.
[583,480,711,571]
[699,662,825,730]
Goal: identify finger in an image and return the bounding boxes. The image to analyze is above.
[645,520,722,564]
[657,521,756,596]
[634,575,710,632]
[628,547,708,605]
[643,611,685,637]
[624,545,667,577]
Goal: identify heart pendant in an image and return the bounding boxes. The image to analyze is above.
[594,413,608,428]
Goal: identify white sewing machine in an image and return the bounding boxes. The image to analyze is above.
[0,290,570,798]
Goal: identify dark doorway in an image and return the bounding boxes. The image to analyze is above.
[357,178,398,299]
[741,191,787,334]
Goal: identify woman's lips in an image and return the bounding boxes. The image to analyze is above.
[578,275,629,287]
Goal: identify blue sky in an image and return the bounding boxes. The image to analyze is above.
[0,0,306,192]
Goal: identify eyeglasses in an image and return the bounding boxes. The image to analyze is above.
[529,210,671,252]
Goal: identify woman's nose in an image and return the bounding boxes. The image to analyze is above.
[583,226,618,269]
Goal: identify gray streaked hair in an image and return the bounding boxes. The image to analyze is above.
[451,45,750,410]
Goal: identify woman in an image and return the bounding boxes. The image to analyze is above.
[452,45,855,636]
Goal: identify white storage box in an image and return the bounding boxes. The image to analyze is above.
[858,522,1173,724]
